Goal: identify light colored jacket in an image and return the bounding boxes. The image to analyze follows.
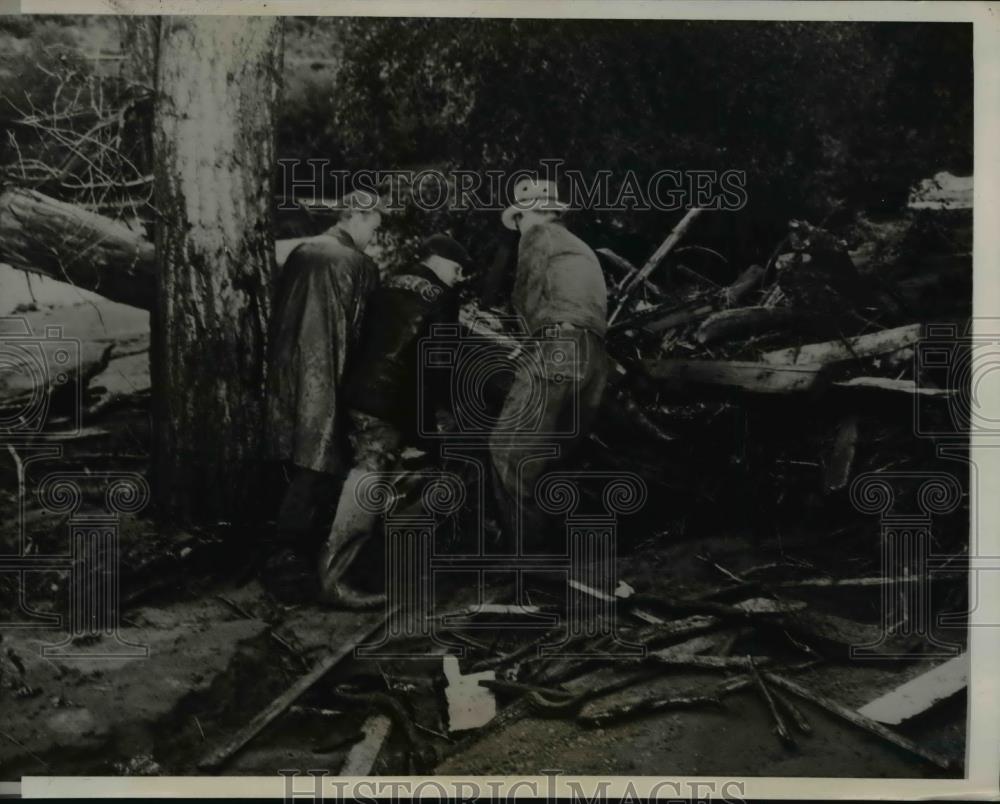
[512,222,607,337]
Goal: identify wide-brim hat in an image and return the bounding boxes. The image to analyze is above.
[501,178,571,230]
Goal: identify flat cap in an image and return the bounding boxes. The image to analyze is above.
[421,233,473,270]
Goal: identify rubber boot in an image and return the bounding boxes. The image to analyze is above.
[317,467,387,610]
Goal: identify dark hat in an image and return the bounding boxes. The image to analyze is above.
[420,234,474,270]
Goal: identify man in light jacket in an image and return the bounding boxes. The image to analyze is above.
[490,177,609,549]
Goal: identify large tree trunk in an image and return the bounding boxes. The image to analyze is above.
[152,17,283,522]
[0,187,156,309]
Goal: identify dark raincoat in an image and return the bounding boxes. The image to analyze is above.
[265,229,379,474]
[344,264,459,443]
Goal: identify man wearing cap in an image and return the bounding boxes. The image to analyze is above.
[318,233,474,608]
[264,189,384,602]
[491,177,609,548]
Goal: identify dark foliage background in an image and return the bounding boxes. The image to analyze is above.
[276,18,972,274]
[0,16,973,275]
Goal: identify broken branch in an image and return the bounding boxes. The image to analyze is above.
[763,672,955,770]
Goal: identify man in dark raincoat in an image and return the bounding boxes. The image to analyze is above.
[264,190,384,601]
[317,234,474,608]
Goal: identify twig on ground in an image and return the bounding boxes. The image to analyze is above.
[748,655,795,746]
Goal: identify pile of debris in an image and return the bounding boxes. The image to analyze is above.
[174,565,967,777]
[459,206,967,541]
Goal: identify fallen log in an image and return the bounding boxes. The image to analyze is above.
[761,323,923,367]
[578,689,721,728]
[645,653,757,670]
[721,264,765,307]
[0,187,307,312]
[764,671,955,770]
[641,358,827,396]
[694,306,811,346]
[612,266,763,336]
[646,633,722,659]
[0,188,156,310]
[609,296,714,335]
[645,303,716,334]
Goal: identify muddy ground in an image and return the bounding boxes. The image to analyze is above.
[0,474,968,779]
[0,529,968,780]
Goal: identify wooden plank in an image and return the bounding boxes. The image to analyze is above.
[198,612,390,771]
[339,714,392,776]
[642,358,826,396]
[857,653,968,725]
[833,377,955,397]
[443,655,496,731]
[567,578,665,625]
[764,672,955,770]
[761,324,922,366]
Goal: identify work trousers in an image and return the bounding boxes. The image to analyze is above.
[275,463,346,553]
[489,324,609,549]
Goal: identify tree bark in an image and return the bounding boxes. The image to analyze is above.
[120,16,161,90]
[0,187,156,309]
[152,16,283,522]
